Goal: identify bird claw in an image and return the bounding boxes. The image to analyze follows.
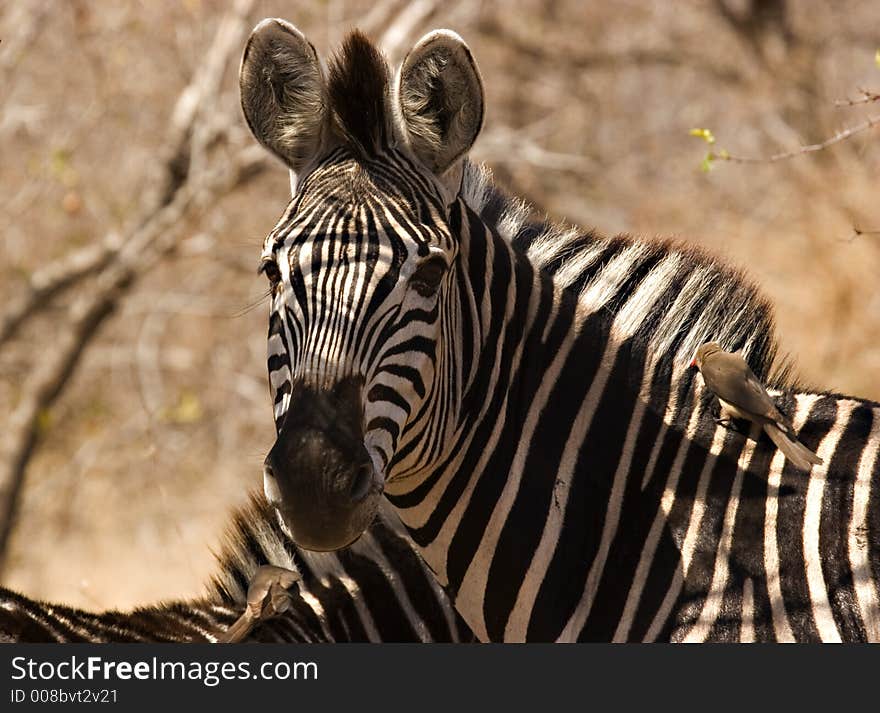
[713,416,750,435]
[217,565,301,643]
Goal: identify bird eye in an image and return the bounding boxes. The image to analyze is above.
[258,259,282,287]
[410,255,448,297]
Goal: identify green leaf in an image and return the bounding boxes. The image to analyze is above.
[49,147,79,187]
[689,128,716,144]
[700,153,715,173]
[161,391,203,424]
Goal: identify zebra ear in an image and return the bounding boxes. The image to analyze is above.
[240,19,328,175]
[396,30,484,179]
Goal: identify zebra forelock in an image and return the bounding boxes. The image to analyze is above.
[326,31,392,158]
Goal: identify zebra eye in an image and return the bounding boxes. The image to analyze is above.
[410,255,448,297]
[259,259,282,287]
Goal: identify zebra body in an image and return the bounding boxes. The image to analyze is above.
[0,494,471,643]
[397,183,880,643]
[241,21,880,642]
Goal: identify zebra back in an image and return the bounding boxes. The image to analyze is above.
[0,590,240,643]
[1,493,472,643]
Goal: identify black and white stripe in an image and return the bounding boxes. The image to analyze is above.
[398,166,880,643]
[246,23,880,641]
[0,494,471,643]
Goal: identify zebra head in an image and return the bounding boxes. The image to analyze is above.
[240,20,484,550]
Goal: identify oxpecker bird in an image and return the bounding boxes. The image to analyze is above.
[690,342,823,471]
[217,565,301,643]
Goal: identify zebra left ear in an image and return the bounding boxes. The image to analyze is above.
[396,30,484,188]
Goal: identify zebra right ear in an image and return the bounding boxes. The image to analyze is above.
[396,30,485,179]
[240,19,328,175]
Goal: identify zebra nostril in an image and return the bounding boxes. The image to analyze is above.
[350,462,374,502]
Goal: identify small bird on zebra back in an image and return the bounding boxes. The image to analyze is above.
[690,342,823,470]
[217,565,301,644]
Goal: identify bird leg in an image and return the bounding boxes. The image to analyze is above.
[216,565,301,643]
[711,399,729,426]
[712,400,750,435]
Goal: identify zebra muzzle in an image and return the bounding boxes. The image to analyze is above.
[263,378,381,551]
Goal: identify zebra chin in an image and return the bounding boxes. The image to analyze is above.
[262,458,382,551]
[262,377,384,552]
[268,485,380,552]
[263,448,382,552]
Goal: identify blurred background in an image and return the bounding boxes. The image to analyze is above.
[1,0,878,610]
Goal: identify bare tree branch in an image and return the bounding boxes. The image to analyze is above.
[0,0,263,573]
[0,235,120,346]
[710,114,880,164]
[0,144,267,573]
[377,0,443,61]
[834,88,880,107]
[0,0,256,348]
[711,0,795,64]
[478,15,747,85]
[476,126,597,174]
[0,3,50,101]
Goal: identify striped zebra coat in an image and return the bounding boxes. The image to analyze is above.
[241,20,880,642]
[0,494,470,643]
[469,176,880,643]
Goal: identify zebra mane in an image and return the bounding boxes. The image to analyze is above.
[326,31,391,158]
[207,492,299,604]
[459,159,800,391]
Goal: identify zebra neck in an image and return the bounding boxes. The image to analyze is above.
[385,200,596,490]
[381,196,772,640]
[384,203,625,511]
[383,168,880,642]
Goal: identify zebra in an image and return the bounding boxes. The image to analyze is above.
[0,492,471,642]
[241,20,880,641]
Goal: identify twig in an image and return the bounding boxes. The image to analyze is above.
[359,0,407,36]
[834,88,880,107]
[839,226,880,243]
[0,4,50,100]
[135,299,172,418]
[0,235,121,346]
[478,15,746,85]
[709,114,880,164]
[476,128,596,174]
[377,0,443,61]
[0,0,256,348]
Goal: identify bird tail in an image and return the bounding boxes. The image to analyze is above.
[763,423,823,471]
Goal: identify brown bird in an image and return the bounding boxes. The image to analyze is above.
[217,565,301,643]
[690,342,823,471]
